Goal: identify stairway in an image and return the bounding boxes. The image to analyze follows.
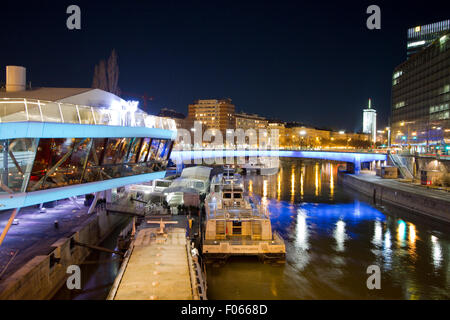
[389,153,414,179]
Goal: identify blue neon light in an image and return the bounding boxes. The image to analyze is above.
[0,122,176,140]
[171,150,387,163]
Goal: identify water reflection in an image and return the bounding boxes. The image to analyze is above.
[408,224,417,261]
[431,235,442,269]
[329,163,334,200]
[296,208,309,251]
[277,172,281,201]
[372,220,383,247]
[397,220,407,248]
[334,220,346,252]
[314,162,320,196]
[291,167,295,203]
[383,229,392,270]
[207,159,450,300]
[300,164,304,200]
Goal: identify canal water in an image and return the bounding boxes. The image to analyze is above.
[51,159,450,299]
[206,159,450,299]
[52,220,130,300]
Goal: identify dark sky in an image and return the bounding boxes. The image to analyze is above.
[1,0,448,131]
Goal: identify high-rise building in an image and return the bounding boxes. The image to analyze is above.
[187,98,235,134]
[407,20,450,58]
[391,31,449,151]
[363,99,377,143]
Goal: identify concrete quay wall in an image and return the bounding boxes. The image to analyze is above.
[0,208,127,300]
[339,172,450,224]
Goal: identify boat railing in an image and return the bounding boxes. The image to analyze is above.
[203,235,283,246]
[208,206,267,219]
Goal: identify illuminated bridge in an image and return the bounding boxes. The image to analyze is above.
[0,93,177,212]
[171,149,387,173]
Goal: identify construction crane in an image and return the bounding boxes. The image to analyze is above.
[120,91,154,113]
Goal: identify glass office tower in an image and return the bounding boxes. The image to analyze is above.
[407,20,450,58]
[391,31,449,153]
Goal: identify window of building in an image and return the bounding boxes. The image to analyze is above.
[137,138,151,162]
[126,138,142,163]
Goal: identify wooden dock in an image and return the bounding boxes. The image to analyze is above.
[108,226,203,300]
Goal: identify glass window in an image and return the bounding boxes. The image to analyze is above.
[194,181,204,189]
[149,139,160,161]
[161,141,173,160]
[78,106,95,124]
[41,102,62,122]
[27,138,87,191]
[234,193,242,198]
[102,138,122,164]
[60,104,80,123]
[126,138,142,163]
[114,138,133,164]
[83,138,107,182]
[0,101,26,122]
[224,193,232,199]
[0,138,38,193]
[155,140,166,160]
[138,138,151,162]
[58,138,91,185]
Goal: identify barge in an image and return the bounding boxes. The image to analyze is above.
[203,169,285,262]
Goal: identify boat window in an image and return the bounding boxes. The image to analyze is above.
[194,181,204,189]
[214,185,220,192]
[156,180,171,187]
[233,193,242,198]
[224,193,232,199]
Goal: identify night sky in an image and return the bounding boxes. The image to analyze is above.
[1,0,448,131]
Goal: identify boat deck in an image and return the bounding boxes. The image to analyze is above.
[110,226,198,300]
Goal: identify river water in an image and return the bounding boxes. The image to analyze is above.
[206,159,450,299]
[52,158,450,299]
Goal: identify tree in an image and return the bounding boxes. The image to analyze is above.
[92,49,120,95]
[107,49,120,95]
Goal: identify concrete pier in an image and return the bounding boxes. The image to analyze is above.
[109,225,201,300]
[340,172,450,223]
[0,199,127,299]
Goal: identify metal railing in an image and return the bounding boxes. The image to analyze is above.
[0,98,176,130]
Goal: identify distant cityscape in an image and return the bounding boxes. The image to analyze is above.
[157,19,449,154]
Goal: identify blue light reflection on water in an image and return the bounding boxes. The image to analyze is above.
[267,199,386,240]
[207,160,450,299]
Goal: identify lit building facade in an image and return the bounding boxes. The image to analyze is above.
[286,126,331,149]
[268,120,286,148]
[235,112,268,131]
[407,20,450,58]
[0,66,177,211]
[187,99,235,134]
[391,32,449,152]
[362,99,377,143]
